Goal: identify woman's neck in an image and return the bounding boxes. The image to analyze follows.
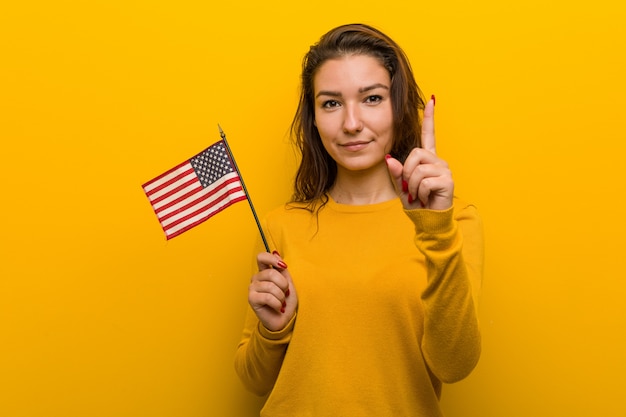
[329,164,397,205]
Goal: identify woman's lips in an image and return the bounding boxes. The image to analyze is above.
[340,140,372,152]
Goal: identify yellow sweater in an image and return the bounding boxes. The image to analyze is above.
[235,196,483,417]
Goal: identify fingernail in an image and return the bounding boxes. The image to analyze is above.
[385,154,392,160]
[402,180,408,193]
[282,300,287,308]
[272,250,281,257]
[431,94,436,106]
[408,193,414,204]
[420,201,425,208]
[277,260,288,269]
[280,307,285,314]
[285,288,290,297]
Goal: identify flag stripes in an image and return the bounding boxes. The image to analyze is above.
[142,141,247,239]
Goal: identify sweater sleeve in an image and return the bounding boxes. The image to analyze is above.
[404,201,483,383]
[234,308,296,396]
[233,218,296,396]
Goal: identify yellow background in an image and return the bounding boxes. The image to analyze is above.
[1,1,625,416]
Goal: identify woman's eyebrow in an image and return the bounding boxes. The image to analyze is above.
[316,83,389,98]
[315,90,341,98]
[359,83,389,93]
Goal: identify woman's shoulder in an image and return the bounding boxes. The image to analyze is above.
[262,201,321,245]
[264,201,316,223]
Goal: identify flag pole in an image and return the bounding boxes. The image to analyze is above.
[218,124,270,253]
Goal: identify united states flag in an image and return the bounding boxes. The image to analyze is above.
[142,141,248,239]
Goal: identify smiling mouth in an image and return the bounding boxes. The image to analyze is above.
[340,140,372,151]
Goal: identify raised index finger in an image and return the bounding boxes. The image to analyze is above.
[421,95,436,154]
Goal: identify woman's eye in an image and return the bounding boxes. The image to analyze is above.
[365,95,383,104]
[322,100,340,108]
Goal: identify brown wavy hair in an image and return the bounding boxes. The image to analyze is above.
[289,23,425,210]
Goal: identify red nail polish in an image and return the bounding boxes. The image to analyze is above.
[385,154,392,160]
[408,194,414,204]
[282,300,287,308]
[402,180,408,193]
[272,250,281,257]
[431,94,436,106]
[280,307,285,314]
[277,261,288,269]
[285,289,290,297]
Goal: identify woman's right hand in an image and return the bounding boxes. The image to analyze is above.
[248,251,298,332]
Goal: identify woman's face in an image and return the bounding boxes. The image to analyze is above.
[313,54,394,174]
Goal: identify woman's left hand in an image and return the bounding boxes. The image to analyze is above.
[386,96,454,211]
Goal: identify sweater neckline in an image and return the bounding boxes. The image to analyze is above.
[326,194,401,213]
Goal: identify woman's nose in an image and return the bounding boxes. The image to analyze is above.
[342,104,364,134]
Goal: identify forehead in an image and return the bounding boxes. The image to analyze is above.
[313,54,390,91]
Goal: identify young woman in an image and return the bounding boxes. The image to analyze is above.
[235,23,483,417]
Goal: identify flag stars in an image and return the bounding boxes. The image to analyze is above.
[191,142,235,188]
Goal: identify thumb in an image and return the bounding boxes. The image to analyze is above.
[385,154,404,193]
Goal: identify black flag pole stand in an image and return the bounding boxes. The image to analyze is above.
[218,124,271,253]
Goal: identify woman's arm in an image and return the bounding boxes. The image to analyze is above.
[234,245,299,395]
[234,307,296,395]
[406,201,483,383]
